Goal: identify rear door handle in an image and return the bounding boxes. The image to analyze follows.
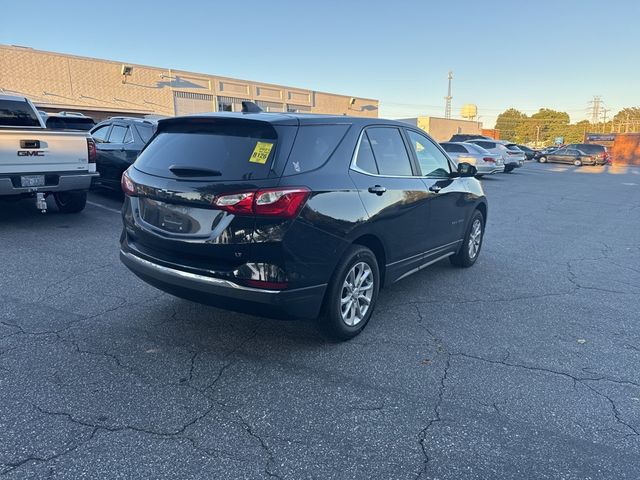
[368,185,387,195]
[429,185,442,193]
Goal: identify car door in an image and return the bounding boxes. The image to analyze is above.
[349,126,432,281]
[550,148,568,163]
[99,123,131,185]
[405,128,469,254]
[91,123,112,182]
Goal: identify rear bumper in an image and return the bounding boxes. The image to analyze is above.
[0,171,99,196]
[120,249,327,320]
[476,164,504,175]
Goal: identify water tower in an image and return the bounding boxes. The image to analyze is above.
[460,104,478,121]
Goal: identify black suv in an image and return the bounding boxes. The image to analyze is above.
[90,117,157,189]
[119,108,487,339]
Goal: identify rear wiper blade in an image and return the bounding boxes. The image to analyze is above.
[169,165,222,177]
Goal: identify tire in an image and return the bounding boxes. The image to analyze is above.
[574,158,583,167]
[317,245,380,341]
[450,210,484,268]
[539,156,547,163]
[53,191,87,213]
[504,165,514,173]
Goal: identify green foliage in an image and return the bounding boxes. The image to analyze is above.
[495,108,527,141]
[492,107,633,145]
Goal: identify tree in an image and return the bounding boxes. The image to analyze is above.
[495,108,527,141]
[612,107,640,132]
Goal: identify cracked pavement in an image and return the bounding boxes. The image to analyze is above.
[1,162,639,479]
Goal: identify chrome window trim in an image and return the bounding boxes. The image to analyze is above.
[349,126,454,180]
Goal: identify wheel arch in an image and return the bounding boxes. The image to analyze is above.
[352,234,387,287]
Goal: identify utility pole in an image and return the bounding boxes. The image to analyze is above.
[444,71,453,119]
[588,96,602,125]
[535,125,541,147]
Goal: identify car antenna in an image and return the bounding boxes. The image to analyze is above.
[241,101,263,113]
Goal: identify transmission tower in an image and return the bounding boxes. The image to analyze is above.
[588,96,602,124]
[444,71,453,119]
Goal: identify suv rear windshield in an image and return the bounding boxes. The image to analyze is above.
[0,99,41,127]
[134,119,281,181]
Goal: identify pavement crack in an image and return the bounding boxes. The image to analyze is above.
[415,355,451,479]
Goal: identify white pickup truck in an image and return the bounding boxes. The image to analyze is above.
[0,94,98,213]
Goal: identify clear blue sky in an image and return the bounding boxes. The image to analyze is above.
[2,0,638,127]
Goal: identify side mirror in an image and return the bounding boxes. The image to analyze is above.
[456,162,477,178]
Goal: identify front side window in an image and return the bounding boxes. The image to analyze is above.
[441,143,466,153]
[365,127,413,176]
[474,141,495,149]
[91,124,111,143]
[406,130,451,177]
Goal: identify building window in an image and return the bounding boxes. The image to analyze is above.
[217,96,251,112]
[256,101,284,113]
[287,104,311,113]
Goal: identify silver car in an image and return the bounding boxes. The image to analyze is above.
[466,139,526,173]
[440,142,504,176]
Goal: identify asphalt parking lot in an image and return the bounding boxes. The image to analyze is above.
[1,162,639,479]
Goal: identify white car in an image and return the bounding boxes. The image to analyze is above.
[440,142,504,176]
[0,94,98,213]
[466,139,526,173]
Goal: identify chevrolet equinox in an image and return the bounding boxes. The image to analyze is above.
[119,104,487,340]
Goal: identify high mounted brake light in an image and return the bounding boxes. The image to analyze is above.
[213,187,310,218]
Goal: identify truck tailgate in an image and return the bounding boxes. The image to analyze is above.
[0,129,90,174]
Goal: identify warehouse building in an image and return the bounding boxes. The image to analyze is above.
[397,116,482,142]
[0,45,379,121]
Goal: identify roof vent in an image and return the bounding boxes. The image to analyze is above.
[241,101,263,113]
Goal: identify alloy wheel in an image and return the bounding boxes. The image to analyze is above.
[340,262,374,327]
[468,219,482,259]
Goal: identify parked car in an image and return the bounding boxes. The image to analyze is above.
[466,139,525,172]
[537,148,596,166]
[564,143,609,165]
[0,94,98,213]
[533,146,559,160]
[119,104,488,340]
[440,142,504,176]
[43,113,96,131]
[90,117,157,190]
[449,134,493,142]
[516,144,536,161]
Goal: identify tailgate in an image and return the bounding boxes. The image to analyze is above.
[0,130,89,174]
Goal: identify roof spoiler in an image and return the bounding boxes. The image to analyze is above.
[241,101,263,113]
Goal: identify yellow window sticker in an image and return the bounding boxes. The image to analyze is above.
[249,142,274,164]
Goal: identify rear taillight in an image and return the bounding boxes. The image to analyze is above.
[87,138,97,163]
[213,187,310,218]
[121,169,137,196]
[483,157,495,163]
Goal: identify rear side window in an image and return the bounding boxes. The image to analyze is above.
[441,143,466,153]
[283,124,349,175]
[464,143,490,154]
[474,141,495,149]
[108,125,128,144]
[366,127,413,176]
[354,133,378,174]
[504,144,521,151]
[0,99,41,127]
[135,124,155,144]
[134,120,279,180]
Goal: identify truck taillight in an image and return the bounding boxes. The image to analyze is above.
[87,138,97,163]
[121,169,137,196]
[213,187,310,218]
